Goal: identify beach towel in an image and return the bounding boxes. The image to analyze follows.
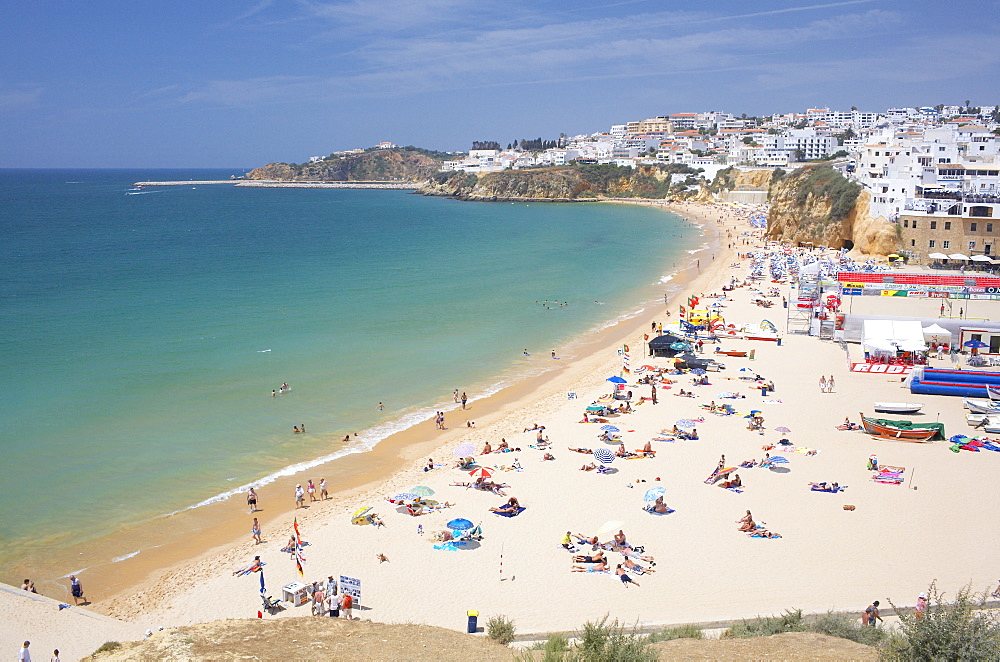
[493,506,526,518]
[644,506,675,515]
[433,542,461,551]
[726,487,744,494]
[749,533,782,539]
[810,485,845,493]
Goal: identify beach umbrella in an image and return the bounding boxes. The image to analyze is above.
[593,447,615,464]
[469,467,493,479]
[392,492,418,502]
[717,392,735,398]
[718,466,737,475]
[643,486,665,502]
[447,518,474,531]
[453,442,475,458]
[352,506,372,519]
[600,424,620,432]
[640,365,656,370]
[670,341,690,350]
[774,426,791,434]
[750,410,761,415]
[586,405,605,412]
[595,520,625,537]
[606,376,627,384]
[964,339,988,348]
[690,368,707,375]
[675,419,697,429]
[766,456,789,464]
[411,486,435,496]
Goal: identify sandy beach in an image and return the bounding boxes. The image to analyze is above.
[7,200,1000,658]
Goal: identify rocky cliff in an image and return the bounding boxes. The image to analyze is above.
[418,164,704,201]
[246,148,448,182]
[763,164,899,254]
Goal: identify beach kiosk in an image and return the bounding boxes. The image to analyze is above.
[281,581,311,607]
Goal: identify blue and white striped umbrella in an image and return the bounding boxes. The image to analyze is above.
[766,456,789,464]
[593,447,615,464]
[600,425,620,432]
[393,492,418,502]
[675,419,697,429]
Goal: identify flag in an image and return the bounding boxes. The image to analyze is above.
[259,569,266,594]
[293,518,301,537]
[295,556,304,577]
[644,334,649,341]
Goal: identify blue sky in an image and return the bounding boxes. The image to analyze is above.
[2,0,998,168]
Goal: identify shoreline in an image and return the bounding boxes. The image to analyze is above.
[18,201,728,614]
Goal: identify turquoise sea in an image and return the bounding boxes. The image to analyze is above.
[0,169,703,578]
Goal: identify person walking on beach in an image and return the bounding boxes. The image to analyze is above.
[819,375,827,393]
[294,484,305,509]
[863,600,883,626]
[319,478,328,500]
[307,479,317,502]
[69,575,85,605]
[251,517,262,544]
[461,392,468,410]
[453,389,459,403]
[827,375,835,393]
[18,641,30,662]
[651,385,657,405]
[247,488,258,513]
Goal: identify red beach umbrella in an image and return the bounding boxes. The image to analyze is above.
[469,467,493,479]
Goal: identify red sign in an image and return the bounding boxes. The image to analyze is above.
[851,362,914,375]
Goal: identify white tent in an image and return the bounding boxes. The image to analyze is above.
[862,320,928,355]
[971,255,992,262]
[922,323,951,342]
[927,252,948,259]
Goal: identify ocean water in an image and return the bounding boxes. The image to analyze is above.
[0,169,703,575]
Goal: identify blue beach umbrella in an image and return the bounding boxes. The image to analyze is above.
[393,492,418,502]
[447,518,475,531]
[643,486,666,502]
[766,456,789,464]
[690,368,707,375]
[606,376,627,384]
[600,424,620,432]
[675,419,697,429]
[259,569,266,594]
[593,447,615,464]
[670,341,690,350]
[411,486,435,496]
[964,339,988,349]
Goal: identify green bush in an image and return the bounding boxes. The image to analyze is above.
[882,582,1000,661]
[487,614,517,646]
[572,616,657,661]
[647,623,704,643]
[94,641,121,653]
[723,609,806,638]
[809,610,887,646]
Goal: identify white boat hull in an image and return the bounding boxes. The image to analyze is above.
[964,398,1000,414]
[872,402,924,414]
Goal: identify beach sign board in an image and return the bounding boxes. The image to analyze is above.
[851,362,914,375]
[339,575,362,607]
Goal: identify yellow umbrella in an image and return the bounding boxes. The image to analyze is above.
[352,506,372,519]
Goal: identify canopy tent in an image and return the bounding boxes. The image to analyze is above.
[971,255,993,262]
[862,320,927,356]
[948,253,971,261]
[922,323,951,343]
[927,252,948,260]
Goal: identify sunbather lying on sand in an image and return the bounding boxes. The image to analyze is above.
[571,558,609,572]
[233,556,263,575]
[573,533,599,546]
[750,529,781,538]
[809,482,841,492]
[580,462,597,471]
[568,447,592,454]
[490,497,521,513]
[739,459,757,468]
[541,452,555,460]
[572,550,605,563]
[622,557,655,574]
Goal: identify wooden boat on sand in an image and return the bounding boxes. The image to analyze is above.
[860,414,940,442]
[873,402,924,415]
